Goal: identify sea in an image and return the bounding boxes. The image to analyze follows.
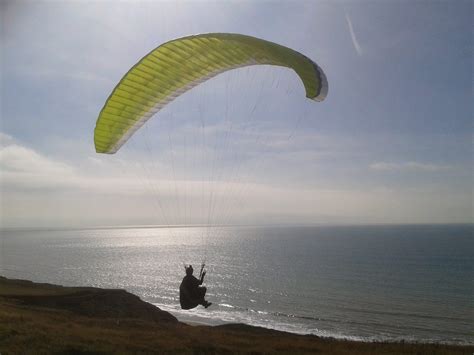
[1,224,472,345]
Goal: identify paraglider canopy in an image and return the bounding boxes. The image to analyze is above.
[94,33,328,155]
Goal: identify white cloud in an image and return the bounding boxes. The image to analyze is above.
[0,144,74,175]
[0,131,470,228]
[0,132,14,147]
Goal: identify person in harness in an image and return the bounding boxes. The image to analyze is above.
[179,264,212,309]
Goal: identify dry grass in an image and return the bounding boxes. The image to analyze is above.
[0,276,472,354]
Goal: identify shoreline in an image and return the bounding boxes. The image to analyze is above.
[175,313,473,347]
[155,302,473,347]
[1,276,472,354]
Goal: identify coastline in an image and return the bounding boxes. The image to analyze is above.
[1,276,472,354]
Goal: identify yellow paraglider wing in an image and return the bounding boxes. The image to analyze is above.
[94,33,328,154]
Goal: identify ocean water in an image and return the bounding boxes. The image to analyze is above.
[1,224,472,344]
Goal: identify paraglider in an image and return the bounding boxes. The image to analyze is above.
[180,264,212,309]
[94,33,328,310]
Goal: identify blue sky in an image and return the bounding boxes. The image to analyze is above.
[1,0,472,228]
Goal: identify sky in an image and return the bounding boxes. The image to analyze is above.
[1,0,472,228]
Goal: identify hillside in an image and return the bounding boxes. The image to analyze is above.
[0,276,471,354]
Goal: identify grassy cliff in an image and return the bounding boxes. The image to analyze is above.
[0,276,472,354]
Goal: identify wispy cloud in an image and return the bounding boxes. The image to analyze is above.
[0,144,73,175]
[369,161,451,172]
[1,132,471,227]
[0,132,14,146]
[345,12,363,56]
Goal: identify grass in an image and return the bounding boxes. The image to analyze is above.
[0,276,472,354]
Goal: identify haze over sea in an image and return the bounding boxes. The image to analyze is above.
[1,224,472,345]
